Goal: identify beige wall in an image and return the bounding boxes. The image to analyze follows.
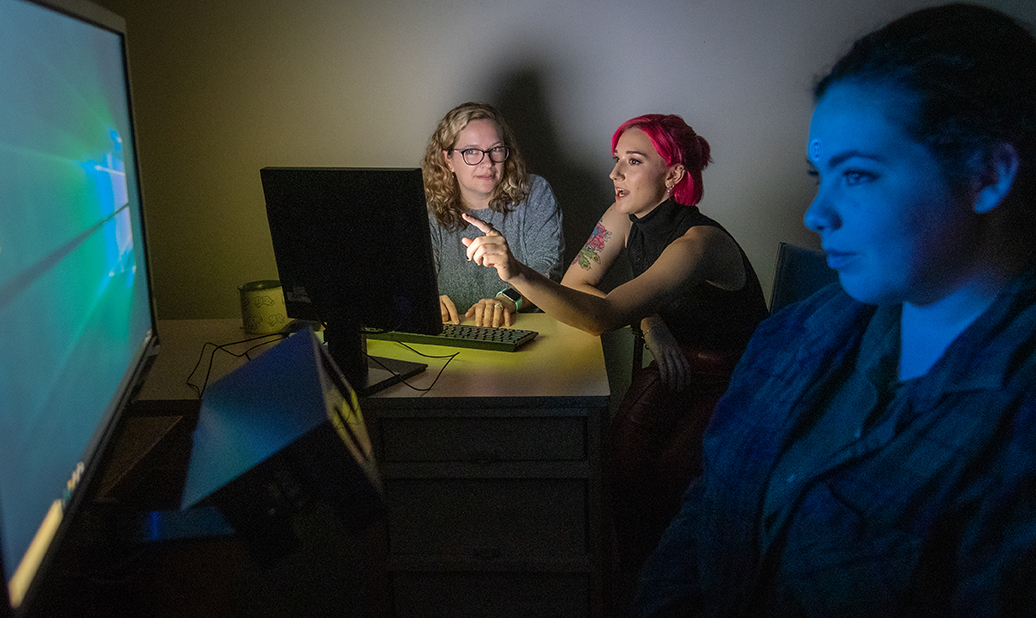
[96,0,1035,320]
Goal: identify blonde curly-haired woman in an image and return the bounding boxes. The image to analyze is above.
[421,101,564,327]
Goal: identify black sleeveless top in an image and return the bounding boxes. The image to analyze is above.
[626,199,769,352]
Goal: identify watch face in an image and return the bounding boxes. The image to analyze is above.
[498,288,521,302]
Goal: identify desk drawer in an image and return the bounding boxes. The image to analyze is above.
[392,572,588,618]
[378,416,586,462]
[385,479,587,558]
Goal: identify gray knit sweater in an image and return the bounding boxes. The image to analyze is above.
[429,174,564,313]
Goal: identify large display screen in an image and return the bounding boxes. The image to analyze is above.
[0,0,156,610]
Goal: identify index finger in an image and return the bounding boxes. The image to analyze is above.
[462,212,496,235]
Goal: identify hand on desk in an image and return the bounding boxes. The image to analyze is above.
[441,294,516,328]
[466,297,516,328]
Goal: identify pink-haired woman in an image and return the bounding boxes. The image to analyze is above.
[463,114,769,572]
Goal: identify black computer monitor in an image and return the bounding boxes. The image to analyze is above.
[260,167,442,395]
[0,0,158,614]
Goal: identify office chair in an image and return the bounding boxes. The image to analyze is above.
[768,241,839,313]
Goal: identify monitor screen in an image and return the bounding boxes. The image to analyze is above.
[260,167,441,395]
[0,0,157,613]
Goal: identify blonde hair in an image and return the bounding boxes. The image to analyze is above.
[421,102,530,231]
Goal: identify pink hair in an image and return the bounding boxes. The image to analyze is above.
[611,114,712,206]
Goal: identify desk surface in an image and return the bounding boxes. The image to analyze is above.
[137,314,610,405]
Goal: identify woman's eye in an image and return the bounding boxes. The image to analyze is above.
[844,170,874,186]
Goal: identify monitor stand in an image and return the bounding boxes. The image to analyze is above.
[320,315,426,397]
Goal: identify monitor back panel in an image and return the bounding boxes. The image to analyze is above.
[260,167,441,335]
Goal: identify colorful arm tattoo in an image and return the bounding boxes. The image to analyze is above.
[573,221,611,270]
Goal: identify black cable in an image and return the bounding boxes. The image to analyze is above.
[185,330,457,397]
[365,342,459,393]
[185,332,284,397]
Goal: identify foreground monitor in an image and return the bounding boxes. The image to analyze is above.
[261,167,442,395]
[0,0,158,614]
[180,328,385,565]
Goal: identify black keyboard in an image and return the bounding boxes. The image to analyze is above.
[364,323,538,352]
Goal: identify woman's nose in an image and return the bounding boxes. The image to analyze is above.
[609,162,622,181]
[803,191,839,234]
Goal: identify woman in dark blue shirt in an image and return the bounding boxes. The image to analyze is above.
[630,4,1036,616]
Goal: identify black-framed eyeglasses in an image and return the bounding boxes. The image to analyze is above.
[449,146,510,166]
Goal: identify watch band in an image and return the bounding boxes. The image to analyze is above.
[496,287,523,311]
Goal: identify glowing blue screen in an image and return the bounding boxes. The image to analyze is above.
[0,0,154,581]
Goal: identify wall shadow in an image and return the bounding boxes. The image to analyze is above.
[487,66,613,272]
[485,64,634,415]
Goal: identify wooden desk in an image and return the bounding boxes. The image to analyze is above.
[363,315,610,618]
[139,314,612,618]
[134,319,284,401]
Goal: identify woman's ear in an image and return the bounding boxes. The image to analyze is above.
[973,142,1019,214]
[666,164,686,188]
[443,149,454,174]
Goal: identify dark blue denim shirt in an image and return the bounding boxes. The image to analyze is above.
[635,266,1036,617]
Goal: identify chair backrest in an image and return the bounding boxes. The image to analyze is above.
[769,242,839,313]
